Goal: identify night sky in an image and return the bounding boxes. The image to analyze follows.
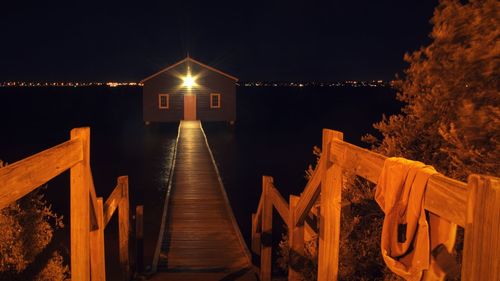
[1,1,437,82]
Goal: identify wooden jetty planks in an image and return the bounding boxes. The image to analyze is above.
[157,121,253,278]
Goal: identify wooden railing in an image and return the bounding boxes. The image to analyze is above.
[251,129,499,281]
[0,127,140,281]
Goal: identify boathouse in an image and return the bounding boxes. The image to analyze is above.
[141,57,238,123]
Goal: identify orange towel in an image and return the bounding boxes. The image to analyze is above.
[375,157,456,281]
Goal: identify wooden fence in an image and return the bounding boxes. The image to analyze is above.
[251,129,499,281]
[0,127,142,281]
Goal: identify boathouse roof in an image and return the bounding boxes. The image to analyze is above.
[140,57,239,83]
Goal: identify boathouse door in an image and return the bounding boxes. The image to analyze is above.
[184,95,196,120]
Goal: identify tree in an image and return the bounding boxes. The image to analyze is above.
[0,160,69,281]
[365,0,499,181]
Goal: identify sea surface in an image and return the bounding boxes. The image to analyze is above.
[0,85,401,278]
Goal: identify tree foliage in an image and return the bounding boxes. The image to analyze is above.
[0,160,69,281]
[365,0,500,181]
[279,1,498,280]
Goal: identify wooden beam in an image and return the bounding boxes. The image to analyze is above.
[294,155,324,226]
[251,213,261,255]
[270,185,290,226]
[288,195,304,281]
[70,127,91,281]
[103,182,122,227]
[118,176,130,281]
[90,198,106,281]
[0,138,82,210]
[135,205,144,274]
[462,175,500,281]
[260,176,273,281]
[318,129,343,281]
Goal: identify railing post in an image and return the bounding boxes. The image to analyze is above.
[135,205,144,274]
[288,195,304,281]
[118,176,130,281]
[261,176,273,281]
[70,127,91,281]
[318,129,343,281]
[251,213,261,255]
[90,198,106,281]
[462,175,499,281]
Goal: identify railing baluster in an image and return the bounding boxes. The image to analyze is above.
[251,213,261,255]
[261,176,273,281]
[318,129,343,281]
[136,205,144,274]
[90,198,106,281]
[288,195,304,281]
[462,175,500,281]
[70,127,91,281]
[118,176,130,281]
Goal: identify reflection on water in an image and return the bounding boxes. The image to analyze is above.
[143,124,177,194]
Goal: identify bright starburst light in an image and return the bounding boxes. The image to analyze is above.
[182,73,196,89]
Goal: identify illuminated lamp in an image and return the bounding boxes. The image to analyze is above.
[182,73,196,89]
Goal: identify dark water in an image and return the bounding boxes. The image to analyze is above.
[0,85,400,278]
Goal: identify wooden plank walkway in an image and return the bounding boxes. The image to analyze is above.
[153,121,256,281]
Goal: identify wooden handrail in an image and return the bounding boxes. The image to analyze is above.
[251,128,499,281]
[0,127,135,281]
[330,138,469,227]
[424,174,467,227]
[0,138,82,209]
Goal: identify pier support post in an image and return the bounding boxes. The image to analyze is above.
[288,195,304,281]
[260,176,273,281]
[90,198,106,281]
[251,213,261,255]
[318,129,343,281]
[70,128,91,281]
[118,176,130,281]
[136,205,144,274]
[462,175,499,281]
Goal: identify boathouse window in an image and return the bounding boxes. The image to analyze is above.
[158,94,169,109]
[210,93,221,109]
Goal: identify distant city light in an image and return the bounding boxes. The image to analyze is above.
[0,81,142,88]
[0,80,391,88]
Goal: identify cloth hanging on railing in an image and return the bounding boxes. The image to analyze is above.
[375,157,456,281]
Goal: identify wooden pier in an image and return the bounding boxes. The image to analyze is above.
[151,121,256,281]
